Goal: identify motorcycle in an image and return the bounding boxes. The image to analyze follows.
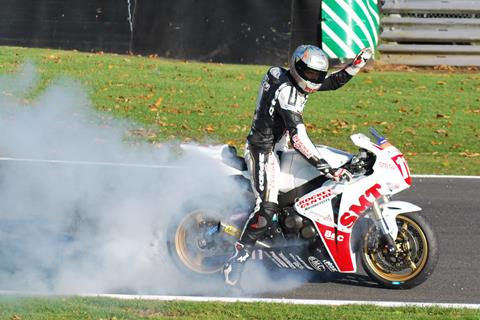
[167,128,439,289]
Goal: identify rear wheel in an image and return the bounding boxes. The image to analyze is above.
[168,209,237,275]
[361,212,439,289]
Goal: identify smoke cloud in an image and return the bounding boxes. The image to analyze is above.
[0,63,308,296]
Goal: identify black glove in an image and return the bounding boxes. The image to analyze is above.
[316,159,334,177]
[316,159,353,182]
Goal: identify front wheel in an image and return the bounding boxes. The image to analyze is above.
[361,212,439,289]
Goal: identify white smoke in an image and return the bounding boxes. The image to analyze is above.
[0,63,310,296]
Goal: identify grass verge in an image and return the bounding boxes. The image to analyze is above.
[0,46,479,174]
[0,297,479,320]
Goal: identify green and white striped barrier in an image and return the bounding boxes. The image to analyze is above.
[321,0,380,59]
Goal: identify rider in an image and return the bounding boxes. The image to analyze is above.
[223,45,373,286]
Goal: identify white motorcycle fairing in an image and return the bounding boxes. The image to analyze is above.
[293,133,415,273]
[278,146,352,192]
[379,201,422,240]
[180,132,419,274]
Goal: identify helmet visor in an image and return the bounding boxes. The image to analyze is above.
[296,60,327,84]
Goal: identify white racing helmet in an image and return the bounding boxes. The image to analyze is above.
[289,45,329,93]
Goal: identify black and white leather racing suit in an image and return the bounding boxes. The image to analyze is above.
[240,66,353,246]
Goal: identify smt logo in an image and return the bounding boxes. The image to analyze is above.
[324,230,344,242]
[308,256,326,272]
[340,184,382,229]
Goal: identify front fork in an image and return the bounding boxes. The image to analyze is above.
[371,197,397,253]
[370,197,423,253]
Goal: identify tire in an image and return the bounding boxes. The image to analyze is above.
[361,212,439,289]
[166,208,238,277]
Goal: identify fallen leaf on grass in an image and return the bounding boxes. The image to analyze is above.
[436,81,447,85]
[330,119,349,129]
[459,152,480,158]
[466,109,480,114]
[436,113,450,119]
[226,140,237,146]
[205,124,215,133]
[434,129,448,136]
[46,55,61,63]
[156,121,168,127]
[402,127,416,135]
[154,97,163,107]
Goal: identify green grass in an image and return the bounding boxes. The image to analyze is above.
[0,46,479,174]
[0,297,479,320]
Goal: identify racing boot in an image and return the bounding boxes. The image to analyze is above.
[223,241,252,286]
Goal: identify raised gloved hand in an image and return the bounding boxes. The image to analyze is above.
[345,47,373,76]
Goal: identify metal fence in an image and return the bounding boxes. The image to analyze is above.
[379,0,480,66]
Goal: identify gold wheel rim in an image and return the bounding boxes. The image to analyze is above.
[175,210,224,274]
[364,214,429,282]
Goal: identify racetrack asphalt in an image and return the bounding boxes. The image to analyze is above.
[261,177,480,304]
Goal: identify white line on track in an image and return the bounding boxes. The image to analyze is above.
[0,157,479,179]
[0,157,183,169]
[412,174,480,179]
[80,293,480,310]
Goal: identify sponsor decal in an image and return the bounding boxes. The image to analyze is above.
[279,252,296,269]
[270,251,289,268]
[266,154,277,191]
[322,259,338,272]
[378,161,396,171]
[293,255,314,271]
[324,230,344,242]
[263,251,283,268]
[298,189,334,210]
[316,222,354,272]
[288,254,304,270]
[258,153,265,192]
[291,134,314,159]
[308,256,326,272]
[340,184,382,229]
